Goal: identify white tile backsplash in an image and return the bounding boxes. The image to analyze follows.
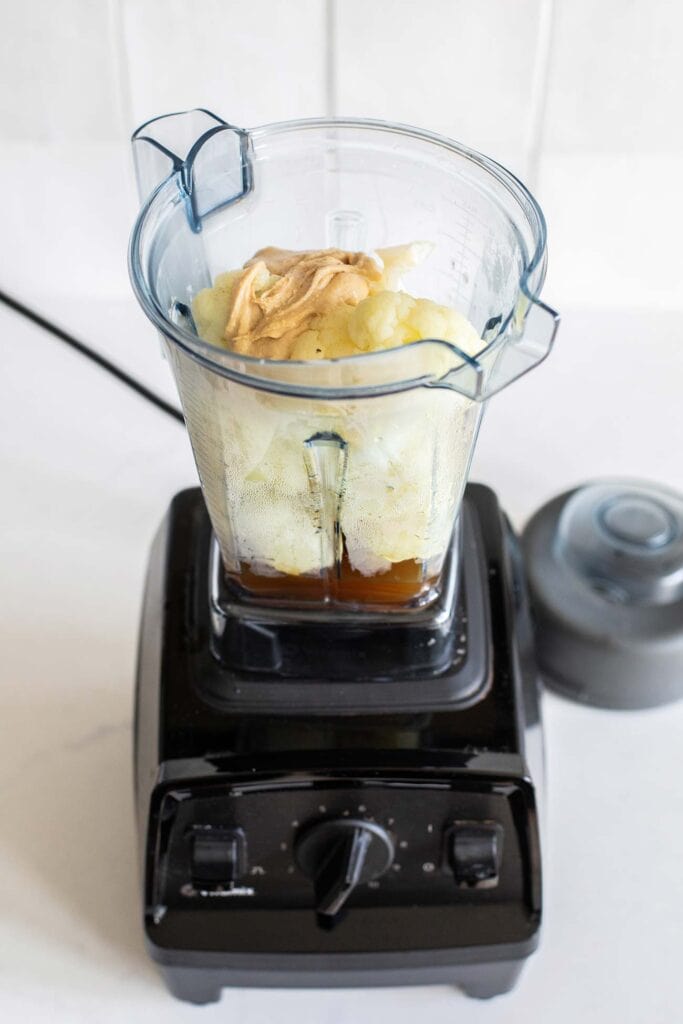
[120,0,328,130]
[0,0,123,142]
[0,141,137,302]
[543,0,683,154]
[539,153,683,310]
[333,0,548,178]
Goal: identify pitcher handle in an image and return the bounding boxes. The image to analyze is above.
[132,108,252,232]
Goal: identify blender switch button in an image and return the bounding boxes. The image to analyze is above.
[447,822,503,889]
[191,828,246,885]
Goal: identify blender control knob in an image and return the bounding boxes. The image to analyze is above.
[295,819,394,925]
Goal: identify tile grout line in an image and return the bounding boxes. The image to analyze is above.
[107,0,135,139]
[525,0,558,191]
[325,0,337,118]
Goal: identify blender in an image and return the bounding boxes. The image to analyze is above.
[130,109,559,1003]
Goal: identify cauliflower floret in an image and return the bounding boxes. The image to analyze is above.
[289,305,361,360]
[372,241,434,292]
[289,330,324,361]
[192,270,241,347]
[233,494,331,576]
[348,291,418,351]
[314,304,359,358]
[407,298,483,356]
[347,290,482,357]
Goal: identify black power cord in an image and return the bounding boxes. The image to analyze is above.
[0,288,184,425]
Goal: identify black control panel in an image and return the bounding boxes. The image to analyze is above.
[147,773,537,955]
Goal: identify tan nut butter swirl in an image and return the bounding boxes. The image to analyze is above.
[224,246,382,359]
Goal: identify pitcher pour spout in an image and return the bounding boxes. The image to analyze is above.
[426,294,559,401]
[132,109,253,231]
[483,292,560,396]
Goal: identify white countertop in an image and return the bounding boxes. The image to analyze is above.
[1,298,682,1023]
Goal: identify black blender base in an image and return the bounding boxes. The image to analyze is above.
[135,484,543,1003]
[156,953,529,1003]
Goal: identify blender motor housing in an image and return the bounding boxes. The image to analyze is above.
[134,484,543,1003]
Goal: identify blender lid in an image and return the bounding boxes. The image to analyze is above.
[522,479,683,709]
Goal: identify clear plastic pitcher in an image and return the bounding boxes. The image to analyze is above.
[129,110,558,612]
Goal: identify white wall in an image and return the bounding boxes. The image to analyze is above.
[1,0,680,330]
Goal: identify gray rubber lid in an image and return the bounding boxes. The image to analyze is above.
[521,479,683,709]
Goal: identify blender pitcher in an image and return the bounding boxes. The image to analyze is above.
[129,110,558,613]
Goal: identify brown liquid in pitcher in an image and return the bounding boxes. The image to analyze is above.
[228,547,438,607]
